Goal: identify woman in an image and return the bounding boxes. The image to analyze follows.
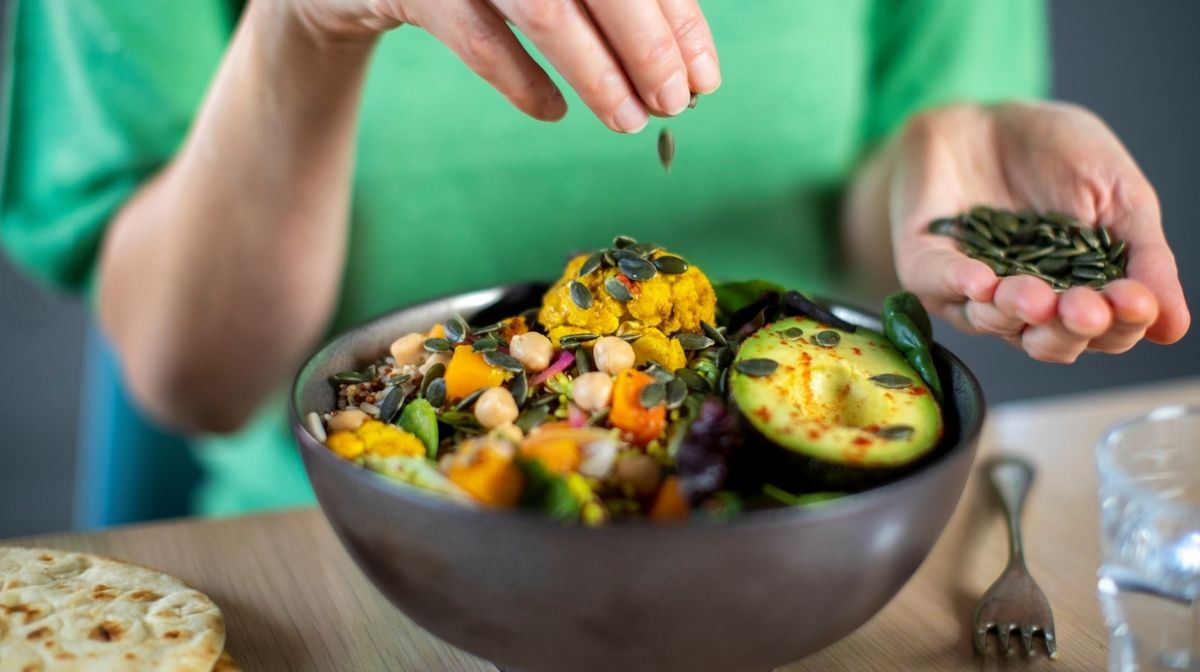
[3,0,1188,515]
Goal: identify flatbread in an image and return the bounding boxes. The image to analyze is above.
[0,547,224,672]
[210,650,240,672]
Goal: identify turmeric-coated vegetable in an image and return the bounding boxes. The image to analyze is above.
[609,369,667,446]
[447,445,524,507]
[326,420,426,460]
[648,476,689,521]
[443,345,508,400]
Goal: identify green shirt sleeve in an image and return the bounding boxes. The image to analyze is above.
[0,0,234,295]
[864,0,1049,143]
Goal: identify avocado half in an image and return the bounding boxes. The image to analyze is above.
[729,317,943,487]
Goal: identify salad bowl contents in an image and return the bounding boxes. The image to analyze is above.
[306,238,946,523]
[290,236,985,672]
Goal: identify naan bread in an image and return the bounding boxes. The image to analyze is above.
[210,650,240,672]
[0,547,224,672]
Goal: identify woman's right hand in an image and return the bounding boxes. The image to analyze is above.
[293,0,721,132]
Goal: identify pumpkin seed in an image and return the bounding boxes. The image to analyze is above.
[471,337,500,353]
[445,315,468,344]
[735,358,779,377]
[676,368,709,393]
[424,378,447,407]
[645,362,675,383]
[994,212,1020,235]
[578,252,605,277]
[419,363,445,398]
[688,92,699,109]
[876,425,915,440]
[569,280,594,309]
[1099,226,1113,248]
[715,346,734,369]
[454,387,486,412]
[677,332,714,351]
[813,330,841,348]
[963,231,992,249]
[653,255,689,275]
[575,346,594,374]
[965,217,993,240]
[423,337,453,353]
[604,276,634,301]
[330,370,373,385]
[1073,250,1106,264]
[1107,240,1126,262]
[472,321,504,335]
[1015,246,1056,262]
[1079,227,1102,250]
[1044,210,1079,228]
[700,320,726,346]
[377,386,406,424]
[483,350,525,372]
[611,248,644,262]
[586,408,611,427]
[970,206,994,222]
[516,406,550,433]
[1071,267,1106,281]
[1104,264,1125,281]
[619,332,643,343]
[618,257,657,281]
[510,371,528,408]
[629,242,663,257]
[1035,257,1070,275]
[657,127,675,172]
[612,235,638,249]
[869,373,913,389]
[558,332,598,347]
[639,381,667,408]
[928,218,959,235]
[783,326,805,339]
[665,378,688,409]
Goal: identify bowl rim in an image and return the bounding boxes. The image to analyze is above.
[289,284,986,532]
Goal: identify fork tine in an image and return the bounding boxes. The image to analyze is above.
[996,625,1013,655]
[1019,625,1035,656]
[974,624,991,654]
[1043,629,1058,659]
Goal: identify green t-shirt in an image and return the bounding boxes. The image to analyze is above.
[2,1,1046,516]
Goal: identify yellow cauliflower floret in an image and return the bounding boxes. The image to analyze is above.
[326,420,425,460]
[630,328,686,371]
[538,250,716,341]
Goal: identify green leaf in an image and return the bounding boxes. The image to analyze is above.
[398,398,439,458]
[516,458,581,521]
[713,279,786,321]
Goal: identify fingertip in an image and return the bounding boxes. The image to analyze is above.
[995,275,1057,325]
[536,88,568,121]
[1148,300,1190,344]
[952,258,999,303]
[1101,279,1158,326]
[1058,287,1113,338]
[687,53,721,94]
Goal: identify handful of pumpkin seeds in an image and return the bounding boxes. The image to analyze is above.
[928,206,1127,291]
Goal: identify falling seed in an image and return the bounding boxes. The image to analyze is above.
[658,128,675,172]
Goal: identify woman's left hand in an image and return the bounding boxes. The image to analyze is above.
[884,101,1189,362]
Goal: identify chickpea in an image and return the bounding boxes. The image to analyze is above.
[572,372,613,412]
[510,332,554,372]
[592,336,636,375]
[328,408,368,433]
[474,387,519,429]
[389,332,426,368]
[615,453,662,498]
[419,351,451,376]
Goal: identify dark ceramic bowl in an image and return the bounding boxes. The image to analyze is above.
[290,284,985,672]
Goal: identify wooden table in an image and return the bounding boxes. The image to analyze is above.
[8,377,1200,671]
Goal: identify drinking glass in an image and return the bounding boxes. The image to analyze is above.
[1096,406,1200,671]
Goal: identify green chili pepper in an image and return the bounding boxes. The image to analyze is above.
[882,291,943,402]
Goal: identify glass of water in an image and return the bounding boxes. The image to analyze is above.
[1097,406,1200,671]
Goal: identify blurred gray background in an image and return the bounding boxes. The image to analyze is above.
[2,1,1197,537]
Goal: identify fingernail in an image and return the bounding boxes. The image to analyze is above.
[613,97,649,133]
[657,71,691,116]
[688,53,721,94]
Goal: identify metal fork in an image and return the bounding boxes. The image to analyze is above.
[973,456,1058,658]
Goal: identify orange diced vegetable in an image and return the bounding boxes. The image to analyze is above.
[521,437,581,475]
[648,476,689,521]
[443,345,508,400]
[447,447,524,507]
[609,369,667,446]
[500,316,529,343]
[427,323,446,339]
